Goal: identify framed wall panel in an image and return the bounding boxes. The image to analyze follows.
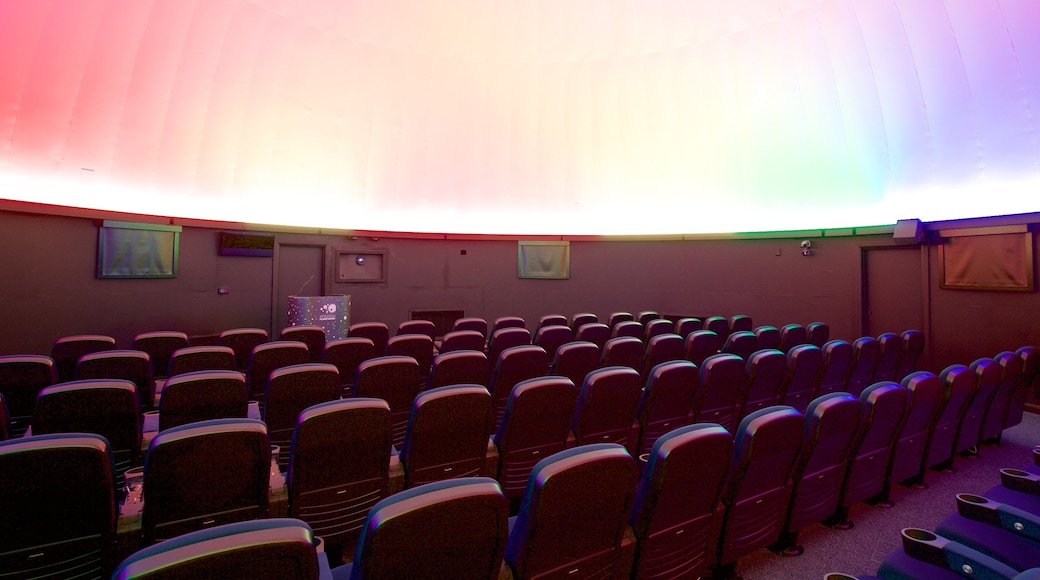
[939,226,1034,291]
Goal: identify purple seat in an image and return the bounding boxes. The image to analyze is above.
[158,370,249,431]
[980,350,1024,443]
[817,339,853,396]
[600,336,644,371]
[287,398,392,565]
[722,330,757,361]
[487,345,547,428]
[492,316,527,334]
[217,328,268,372]
[0,354,57,437]
[742,349,786,418]
[400,385,494,489]
[493,376,577,500]
[779,344,823,412]
[142,418,270,544]
[629,423,732,580]
[263,363,340,471]
[674,317,702,339]
[451,317,488,339]
[537,314,568,329]
[608,311,634,328]
[754,326,781,352]
[132,331,190,378]
[684,330,721,366]
[845,337,880,398]
[50,334,116,383]
[75,349,155,411]
[713,406,804,577]
[569,312,598,330]
[634,360,698,458]
[348,322,390,355]
[354,355,421,447]
[639,333,684,380]
[427,349,489,390]
[779,324,807,354]
[886,371,944,491]
[874,528,1020,580]
[772,392,861,556]
[575,322,611,350]
[571,366,643,453]
[503,444,638,579]
[386,334,434,388]
[486,327,532,367]
[925,364,976,471]
[826,381,910,528]
[0,393,8,441]
[643,319,674,342]
[279,326,326,362]
[166,346,237,378]
[612,320,645,340]
[896,330,925,382]
[692,353,746,432]
[703,316,730,340]
[343,478,509,580]
[396,319,437,339]
[245,341,309,401]
[955,357,1001,455]
[533,324,574,363]
[1009,346,1040,429]
[729,315,753,334]
[322,337,376,396]
[806,322,830,348]
[637,311,661,326]
[550,341,600,392]
[935,494,1040,573]
[873,332,902,383]
[439,329,486,354]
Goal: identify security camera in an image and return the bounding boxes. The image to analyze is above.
[800,240,812,249]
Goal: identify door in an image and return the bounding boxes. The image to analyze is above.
[274,244,325,334]
[862,246,925,338]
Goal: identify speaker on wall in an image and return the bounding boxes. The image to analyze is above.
[893,219,925,244]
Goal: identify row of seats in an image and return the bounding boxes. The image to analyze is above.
[828,446,1040,579]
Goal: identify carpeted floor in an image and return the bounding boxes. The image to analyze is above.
[735,411,1040,580]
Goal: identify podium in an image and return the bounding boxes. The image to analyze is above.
[287,295,351,340]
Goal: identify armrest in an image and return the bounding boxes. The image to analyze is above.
[956,493,1040,542]
[1001,468,1040,496]
[900,528,1019,580]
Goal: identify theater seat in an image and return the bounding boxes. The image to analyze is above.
[0,354,57,437]
[980,350,1025,444]
[693,353,746,432]
[600,336,644,371]
[348,322,390,355]
[280,326,326,363]
[926,364,977,472]
[846,337,881,398]
[896,330,925,382]
[217,328,269,372]
[263,363,341,472]
[50,334,116,383]
[873,332,903,383]
[353,356,420,447]
[487,345,548,429]
[75,349,155,411]
[549,341,600,393]
[438,329,486,354]
[322,337,376,397]
[742,349,786,418]
[157,370,248,432]
[780,344,823,412]
[886,371,944,491]
[571,366,643,453]
[722,330,757,361]
[816,339,853,397]
[685,330,721,366]
[427,349,489,390]
[132,331,190,379]
[634,360,699,458]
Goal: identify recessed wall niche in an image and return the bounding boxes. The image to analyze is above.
[337,250,387,282]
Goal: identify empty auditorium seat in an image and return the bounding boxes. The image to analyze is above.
[887,371,944,490]
[386,333,435,388]
[263,363,340,471]
[703,316,730,340]
[0,354,57,437]
[754,325,781,352]
[729,314,754,335]
[722,330,758,361]
[396,319,437,339]
[637,311,661,326]
[549,340,600,391]
[693,353,747,432]
[600,336,644,370]
[322,337,376,396]
[427,349,490,390]
[634,360,699,458]
[643,318,674,342]
[896,329,925,382]
[779,343,823,412]
[926,364,977,472]
[245,341,310,401]
[279,325,326,362]
[537,314,568,329]
[486,327,532,365]
[806,321,830,348]
[608,311,635,328]
[347,322,390,355]
[353,356,420,447]
[569,312,598,330]
[492,316,527,334]
[166,345,237,377]
[611,320,645,340]
[157,370,249,431]
[451,317,488,339]
[132,331,189,378]
[846,336,881,398]
[1008,346,1039,429]
[685,329,722,366]
[674,317,702,338]
[575,322,611,350]
[487,345,548,428]
[640,333,684,379]
[873,332,903,383]
[75,349,155,411]
[399,384,494,488]
[779,323,807,353]
[955,357,1001,456]
[629,423,733,580]
[50,334,116,383]
[571,366,643,453]
[438,329,487,353]
[873,528,1022,580]
[0,393,9,441]
[817,339,854,397]
[217,327,269,371]
[980,350,1025,444]
[503,444,639,579]
[532,324,574,362]
[743,348,787,417]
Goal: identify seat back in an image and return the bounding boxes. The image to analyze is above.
[716,406,804,566]
[896,330,925,382]
[684,330,721,366]
[635,360,699,458]
[693,353,746,431]
[264,363,341,470]
[354,356,420,447]
[840,382,910,508]
[166,345,236,377]
[779,324,807,354]
[132,331,190,378]
[600,336,644,370]
[386,334,435,388]
[538,314,569,329]
[608,311,634,328]
[846,337,880,397]
[629,424,733,580]
[50,334,116,383]
[754,326,781,351]
[112,519,322,580]
[217,328,269,371]
[722,330,758,361]
[279,326,326,362]
[75,349,155,410]
[487,345,548,428]
[486,327,532,365]
[348,478,509,580]
[674,317,702,339]
[569,312,598,331]
[729,315,753,334]
[246,341,309,400]
[926,364,976,469]
[0,354,57,436]
[33,379,141,478]
[504,444,638,579]
[0,433,116,580]
[806,322,830,348]
[158,370,249,431]
[955,357,1000,453]
[0,393,9,441]
[322,337,376,396]
[143,418,270,544]
[980,350,1024,442]
[742,349,786,417]
[644,318,674,342]
[397,319,437,339]
[572,366,643,452]
[400,385,494,488]
[640,333,685,380]
[493,376,578,499]
[288,399,392,562]
[575,322,611,349]
[780,344,823,412]
[533,324,575,362]
[549,341,600,391]
[439,329,487,353]
[703,316,730,340]
[889,371,944,487]
[492,316,527,334]
[451,317,488,339]
[348,322,390,355]
[427,349,490,390]
[817,339,853,396]
[637,311,661,326]
[1009,345,1040,428]
[612,320,645,340]
[873,332,903,382]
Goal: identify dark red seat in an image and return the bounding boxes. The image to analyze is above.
[263,363,340,471]
[132,331,190,378]
[703,316,730,340]
[692,353,746,432]
[600,336,644,371]
[386,333,434,388]
[279,326,326,362]
[0,354,57,437]
[925,364,976,472]
[158,370,249,431]
[348,322,390,355]
[886,371,944,491]
[245,341,309,401]
[806,322,830,348]
[611,320,645,340]
[396,319,437,340]
[486,327,532,367]
[438,329,486,353]
[634,360,698,458]
[779,344,823,412]
[643,318,674,342]
[845,337,880,398]
[569,312,598,330]
[729,314,753,335]
[549,341,600,393]
[816,339,853,397]
[533,324,574,363]
[166,345,237,378]
[980,350,1024,444]
[354,355,421,447]
[322,337,376,396]
[754,326,781,352]
[778,324,807,354]
[722,330,757,361]
[487,345,547,428]
[674,317,702,339]
[575,322,611,350]
[684,330,721,366]
[895,330,925,382]
[537,314,568,329]
[873,332,903,383]
[75,349,155,411]
[427,349,489,390]
[571,366,643,453]
[742,349,786,417]
[954,357,1000,456]
[50,334,116,383]
[639,333,684,380]
[217,328,268,372]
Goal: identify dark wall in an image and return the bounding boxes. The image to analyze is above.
[2,208,1038,375]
